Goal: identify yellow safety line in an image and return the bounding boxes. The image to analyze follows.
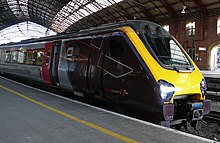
[0,84,139,143]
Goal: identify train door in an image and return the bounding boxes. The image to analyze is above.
[87,36,104,96]
[42,42,53,84]
[100,32,136,98]
[51,41,61,85]
[62,38,101,93]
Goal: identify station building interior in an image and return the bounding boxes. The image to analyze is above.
[0,0,220,70]
[1,1,220,142]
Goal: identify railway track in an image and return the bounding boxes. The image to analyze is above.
[204,111,220,121]
[205,92,220,121]
[206,91,220,101]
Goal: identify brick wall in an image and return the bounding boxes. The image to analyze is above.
[167,16,220,70]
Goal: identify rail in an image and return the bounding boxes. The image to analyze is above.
[204,111,220,121]
[206,91,220,101]
[205,91,220,122]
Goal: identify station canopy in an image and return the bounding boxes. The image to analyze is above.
[0,0,220,44]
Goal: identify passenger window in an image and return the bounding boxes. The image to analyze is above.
[5,51,11,62]
[11,51,18,63]
[109,39,124,58]
[25,50,37,65]
[4,51,18,63]
[18,51,26,64]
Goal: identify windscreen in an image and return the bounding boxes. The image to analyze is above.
[144,25,191,67]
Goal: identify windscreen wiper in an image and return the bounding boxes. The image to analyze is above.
[186,66,195,71]
[173,66,194,73]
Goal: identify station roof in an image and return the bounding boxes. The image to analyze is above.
[1,0,220,34]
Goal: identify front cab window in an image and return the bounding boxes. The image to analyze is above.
[143,25,193,71]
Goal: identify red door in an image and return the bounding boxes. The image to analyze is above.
[42,42,53,84]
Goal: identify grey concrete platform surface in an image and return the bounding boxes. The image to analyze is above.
[0,76,216,143]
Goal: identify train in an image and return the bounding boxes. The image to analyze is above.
[0,20,211,129]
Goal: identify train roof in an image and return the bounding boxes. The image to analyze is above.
[0,20,160,47]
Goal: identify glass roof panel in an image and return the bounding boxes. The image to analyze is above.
[51,0,123,33]
[7,0,29,19]
[78,9,90,16]
[0,21,56,45]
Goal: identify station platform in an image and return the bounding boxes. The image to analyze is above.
[201,70,220,79]
[0,76,215,143]
[201,70,220,91]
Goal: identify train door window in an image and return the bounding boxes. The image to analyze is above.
[36,49,44,65]
[64,39,91,84]
[67,47,73,57]
[72,40,90,63]
[45,48,51,65]
[66,46,81,61]
[98,34,133,78]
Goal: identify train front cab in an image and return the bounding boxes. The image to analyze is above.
[118,21,211,128]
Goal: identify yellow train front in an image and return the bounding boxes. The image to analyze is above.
[105,21,212,129]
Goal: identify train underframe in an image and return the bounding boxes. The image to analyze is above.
[162,97,211,130]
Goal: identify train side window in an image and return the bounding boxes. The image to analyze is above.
[25,50,37,65]
[5,51,18,63]
[18,51,26,64]
[5,51,11,62]
[109,39,124,58]
[11,51,18,63]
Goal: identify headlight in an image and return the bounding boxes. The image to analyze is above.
[158,80,175,102]
[200,79,207,97]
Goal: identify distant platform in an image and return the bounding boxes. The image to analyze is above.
[201,70,220,79]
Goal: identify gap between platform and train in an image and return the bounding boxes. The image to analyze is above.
[0,84,139,143]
